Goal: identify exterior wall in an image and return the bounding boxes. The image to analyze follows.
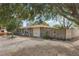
[32,28,40,37]
[15,28,33,37]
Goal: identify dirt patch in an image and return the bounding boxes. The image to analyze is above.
[0,36,79,56]
[11,44,79,56]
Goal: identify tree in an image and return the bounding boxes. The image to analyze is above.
[53,4,79,25]
[54,15,74,29]
[32,14,49,25]
[31,4,79,25]
[6,19,22,32]
[53,24,62,29]
[0,3,79,26]
[6,19,22,39]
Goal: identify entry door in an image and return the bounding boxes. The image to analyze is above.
[33,28,40,37]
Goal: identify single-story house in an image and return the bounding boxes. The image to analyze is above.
[15,24,74,40]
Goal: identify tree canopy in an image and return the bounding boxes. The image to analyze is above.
[0,3,79,27]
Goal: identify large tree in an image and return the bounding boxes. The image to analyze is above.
[54,4,79,25]
[0,3,79,26]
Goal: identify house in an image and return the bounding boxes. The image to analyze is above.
[27,24,49,37]
[15,24,49,37]
[16,24,73,40]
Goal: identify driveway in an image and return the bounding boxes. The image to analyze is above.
[0,36,79,56]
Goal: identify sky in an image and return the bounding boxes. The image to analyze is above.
[22,14,60,27]
[22,19,60,27]
[22,20,30,27]
[46,19,60,27]
[22,16,75,28]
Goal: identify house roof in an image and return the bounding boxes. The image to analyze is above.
[19,23,49,29]
[27,24,49,28]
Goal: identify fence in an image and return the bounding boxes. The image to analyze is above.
[40,28,79,40]
[70,28,79,39]
[40,28,67,39]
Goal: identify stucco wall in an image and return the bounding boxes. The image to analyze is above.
[33,28,40,37]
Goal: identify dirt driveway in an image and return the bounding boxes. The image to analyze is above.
[0,36,79,56]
